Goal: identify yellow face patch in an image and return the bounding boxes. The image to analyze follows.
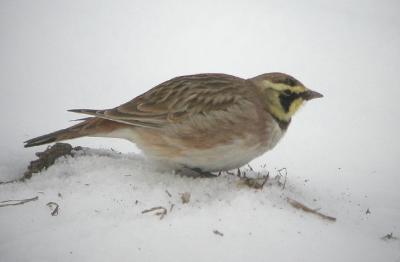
[264,86,306,122]
[262,80,306,94]
[269,97,304,122]
[288,97,304,115]
[256,79,307,122]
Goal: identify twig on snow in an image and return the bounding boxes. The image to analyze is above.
[142,206,168,219]
[381,233,398,241]
[277,168,288,190]
[165,190,172,198]
[180,192,191,204]
[213,230,224,237]
[0,196,39,207]
[241,173,269,190]
[287,198,336,222]
[46,202,60,216]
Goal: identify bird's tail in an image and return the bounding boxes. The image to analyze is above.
[24,118,95,148]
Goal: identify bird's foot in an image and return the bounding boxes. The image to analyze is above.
[177,167,218,178]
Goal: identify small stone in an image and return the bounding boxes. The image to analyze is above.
[180,192,191,204]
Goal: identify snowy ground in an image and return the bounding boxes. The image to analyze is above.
[1,0,400,261]
[1,147,399,262]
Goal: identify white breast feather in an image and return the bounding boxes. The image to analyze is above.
[99,119,284,172]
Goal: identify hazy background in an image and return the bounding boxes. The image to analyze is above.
[1,1,400,260]
[1,0,399,186]
[0,0,399,202]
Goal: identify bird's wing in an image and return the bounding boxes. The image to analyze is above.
[69,74,254,129]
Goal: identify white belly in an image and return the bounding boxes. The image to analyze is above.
[168,121,285,172]
[172,139,267,171]
[104,119,284,172]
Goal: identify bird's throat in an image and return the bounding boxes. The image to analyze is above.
[271,116,291,131]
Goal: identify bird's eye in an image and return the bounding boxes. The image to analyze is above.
[283,90,292,96]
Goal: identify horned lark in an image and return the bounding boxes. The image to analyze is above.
[24,73,322,174]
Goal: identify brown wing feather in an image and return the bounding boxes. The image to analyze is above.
[81,74,253,128]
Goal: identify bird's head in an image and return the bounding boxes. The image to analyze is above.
[249,72,323,122]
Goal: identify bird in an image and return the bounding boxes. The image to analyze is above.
[24,72,323,176]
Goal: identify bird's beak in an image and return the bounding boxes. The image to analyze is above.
[302,89,323,101]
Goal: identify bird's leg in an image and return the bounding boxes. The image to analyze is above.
[177,167,218,178]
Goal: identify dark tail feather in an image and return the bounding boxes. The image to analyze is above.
[24,119,93,148]
[68,109,102,116]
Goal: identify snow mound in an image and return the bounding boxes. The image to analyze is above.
[0,148,398,262]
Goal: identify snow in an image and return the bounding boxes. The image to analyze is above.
[1,148,398,262]
[1,0,400,261]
